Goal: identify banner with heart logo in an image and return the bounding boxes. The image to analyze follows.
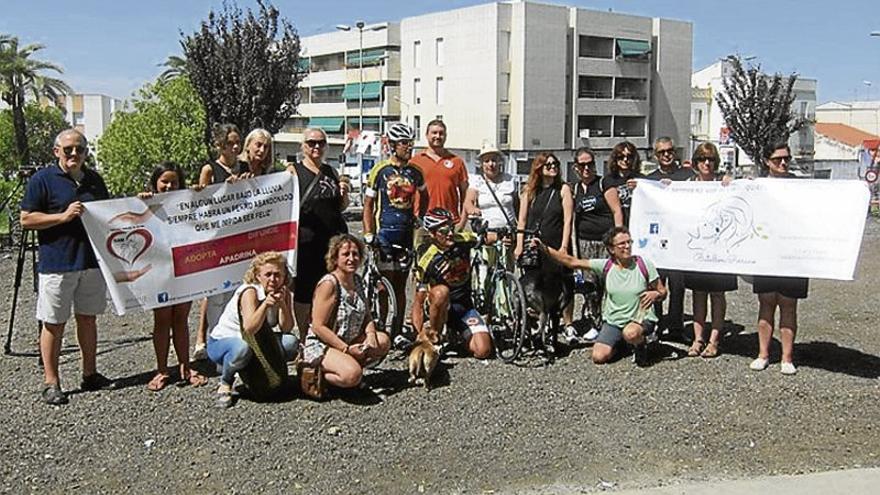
[81,173,299,314]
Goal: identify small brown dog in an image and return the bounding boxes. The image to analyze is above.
[408,322,440,389]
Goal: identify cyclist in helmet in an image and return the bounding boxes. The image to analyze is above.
[413,207,493,359]
[363,123,428,345]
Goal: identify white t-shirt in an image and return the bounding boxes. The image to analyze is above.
[469,172,517,229]
[210,284,277,340]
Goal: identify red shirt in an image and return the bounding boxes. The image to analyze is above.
[410,150,468,222]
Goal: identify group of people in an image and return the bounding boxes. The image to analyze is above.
[22,121,809,407]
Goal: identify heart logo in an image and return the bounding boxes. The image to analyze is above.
[106,228,153,265]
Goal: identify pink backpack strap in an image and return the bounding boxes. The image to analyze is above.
[634,255,650,282]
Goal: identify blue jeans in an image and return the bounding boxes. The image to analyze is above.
[207,334,298,386]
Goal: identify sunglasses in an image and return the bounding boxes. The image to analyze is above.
[434,225,453,235]
[768,155,792,165]
[696,156,717,163]
[394,140,413,147]
[305,139,327,148]
[618,154,634,162]
[544,160,560,170]
[62,145,87,157]
[576,161,595,168]
[656,148,675,156]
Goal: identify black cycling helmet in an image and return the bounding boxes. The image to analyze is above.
[423,208,454,231]
[386,122,415,143]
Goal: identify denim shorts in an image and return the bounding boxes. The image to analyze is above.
[595,320,656,348]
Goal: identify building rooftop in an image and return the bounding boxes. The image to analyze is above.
[815,122,880,147]
[817,100,880,110]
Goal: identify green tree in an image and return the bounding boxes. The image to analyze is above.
[0,35,71,167]
[181,0,304,142]
[715,55,806,173]
[0,102,68,172]
[97,76,207,196]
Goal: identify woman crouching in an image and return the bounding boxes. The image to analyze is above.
[206,252,298,408]
[304,234,391,389]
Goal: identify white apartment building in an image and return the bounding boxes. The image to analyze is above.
[691,60,816,173]
[63,93,122,149]
[816,101,880,136]
[281,0,693,178]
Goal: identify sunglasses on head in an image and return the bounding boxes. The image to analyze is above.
[768,155,791,165]
[62,145,87,157]
[305,139,326,148]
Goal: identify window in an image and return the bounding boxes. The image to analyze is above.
[614,78,648,100]
[310,85,345,103]
[578,35,614,59]
[414,78,422,104]
[500,73,510,102]
[799,101,809,118]
[577,115,612,137]
[499,31,511,63]
[613,116,646,137]
[413,115,421,137]
[310,53,345,72]
[615,39,650,60]
[413,40,422,68]
[435,37,445,66]
[499,115,509,145]
[578,76,613,99]
[435,77,444,105]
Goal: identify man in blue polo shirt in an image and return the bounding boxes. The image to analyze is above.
[21,129,114,405]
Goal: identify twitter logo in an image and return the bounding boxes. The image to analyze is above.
[638,238,648,248]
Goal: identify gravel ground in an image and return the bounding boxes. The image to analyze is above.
[1,219,879,494]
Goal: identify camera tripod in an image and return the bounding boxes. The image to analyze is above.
[1,174,40,356]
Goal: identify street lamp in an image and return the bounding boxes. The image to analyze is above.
[336,21,387,134]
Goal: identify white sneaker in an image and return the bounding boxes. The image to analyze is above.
[563,325,579,345]
[749,357,769,371]
[583,327,600,343]
[780,362,798,375]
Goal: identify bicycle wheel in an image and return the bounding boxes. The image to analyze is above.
[489,271,527,363]
[371,275,398,333]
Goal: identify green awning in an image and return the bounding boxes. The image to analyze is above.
[342,81,383,100]
[348,117,380,127]
[617,39,651,57]
[306,117,345,132]
[346,48,386,66]
[297,58,311,71]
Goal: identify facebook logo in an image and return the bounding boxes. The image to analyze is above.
[157,292,169,304]
[649,223,660,234]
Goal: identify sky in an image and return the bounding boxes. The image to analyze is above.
[2,0,878,103]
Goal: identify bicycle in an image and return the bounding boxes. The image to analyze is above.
[469,219,529,363]
[362,241,413,345]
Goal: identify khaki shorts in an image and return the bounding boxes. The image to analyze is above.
[37,269,107,324]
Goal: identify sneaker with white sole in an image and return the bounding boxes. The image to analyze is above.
[563,325,579,345]
[749,357,769,371]
[583,327,600,343]
[780,362,798,375]
[393,334,414,351]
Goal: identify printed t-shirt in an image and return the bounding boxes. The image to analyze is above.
[366,159,426,243]
[573,176,613,241]
[414,231,478,304]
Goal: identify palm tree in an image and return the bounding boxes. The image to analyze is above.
[0,35,71,166]
[157,55,188,84]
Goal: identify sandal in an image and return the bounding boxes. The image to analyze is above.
[700,341,720,358]
[687,340,705,357]
[187,371,208,387]
[147,372,171,392]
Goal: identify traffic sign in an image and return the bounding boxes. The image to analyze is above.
[866,169,878,184]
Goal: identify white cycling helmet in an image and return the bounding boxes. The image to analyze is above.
[386,122,415,143]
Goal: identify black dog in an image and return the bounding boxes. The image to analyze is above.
[519,263,573,360]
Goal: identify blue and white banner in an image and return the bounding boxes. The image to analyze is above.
[630,179,870,280]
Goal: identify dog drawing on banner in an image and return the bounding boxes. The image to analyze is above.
[687,195,761,255]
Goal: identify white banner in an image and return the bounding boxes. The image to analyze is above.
[82,173,299,314]
[629,179,870,280]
